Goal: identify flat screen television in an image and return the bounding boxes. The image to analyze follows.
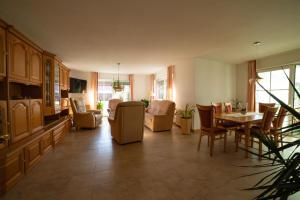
[69,78,87,93]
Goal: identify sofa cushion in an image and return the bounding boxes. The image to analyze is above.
[148,100,172,115]
[74,99,86,113]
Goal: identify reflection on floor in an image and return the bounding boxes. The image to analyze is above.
[2,118,272,200]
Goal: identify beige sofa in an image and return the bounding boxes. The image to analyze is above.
[108,101,145,144]
[144,100,175,132]
[70,98,102,130]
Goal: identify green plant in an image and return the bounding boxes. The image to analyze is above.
[96,100,104,110]
[176,104,195,119]
[141,99,149,108]
[242,67,300,200]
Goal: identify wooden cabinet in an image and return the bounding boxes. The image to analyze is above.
[0,150,25,193]
[8,33,29,82]
[0,27,6,77]
[29,47,42,84]
[53,124,64,146]
[30,99,43,133]
[0,100,8,150]
[41,130,52,154]
[25,139,41,170]
[43,52,61,116]
[9,100,30,143]
[59,65,70,90]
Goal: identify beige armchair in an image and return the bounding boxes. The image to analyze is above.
[70,98,102,130]
[107,99,122,115]
[108,101,145,144]
[144,100,175,132]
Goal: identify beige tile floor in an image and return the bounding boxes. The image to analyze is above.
[2,118,267,200]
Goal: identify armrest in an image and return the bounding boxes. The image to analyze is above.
[87,109,102,114]
[76,112,95,121]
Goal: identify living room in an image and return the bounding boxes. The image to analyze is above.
[1,1,300,200]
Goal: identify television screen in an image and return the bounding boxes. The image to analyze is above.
[69,78,87,93]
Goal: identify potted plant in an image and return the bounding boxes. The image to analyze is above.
[96,100,104,111]
[141,99,150,108]
[176,104,195,134]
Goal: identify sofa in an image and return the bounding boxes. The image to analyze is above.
[70,98,102,130]
[108,101,145,144]
[144,100,175,132]
[107,99,122,115]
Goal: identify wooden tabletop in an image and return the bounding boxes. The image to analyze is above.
[214,112,263,123]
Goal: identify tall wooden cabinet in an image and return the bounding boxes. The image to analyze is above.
[7,33,28,83]
[0,27,6,77]
[30,99,43,133]
[43,52,61,116]
[9,100,30,143]
[29,47,42,84]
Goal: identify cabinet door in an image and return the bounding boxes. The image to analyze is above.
[0,150,24,193]
[0,27,6,77]
[8,33,29,82]
[25,139,41,170]
[59,67,64,89]
[0,101,8,150]
[29,47,42,84]
[63,69,68,89]
[41,130,52,154]
[30,99,43,133]
[9,100,30,143]
[66,70,70,89]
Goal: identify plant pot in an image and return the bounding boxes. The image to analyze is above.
[180,117,192,134]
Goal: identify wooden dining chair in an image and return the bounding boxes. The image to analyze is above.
[271,107,287,147]
[235,107,278,160]
[196,105,227,157]
[224,102,233,113]
[212,102,222,114]
[259,103,276,113]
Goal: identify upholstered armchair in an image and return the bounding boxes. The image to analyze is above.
[108,101,145,144]
[144,100,175,132]
[107,99,122,115]
[70,98,102,130]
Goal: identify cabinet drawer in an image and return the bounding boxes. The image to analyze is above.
[53,125,64,145]
[0,150,24,193]
[25,139,41,171]
[41,131,52,154]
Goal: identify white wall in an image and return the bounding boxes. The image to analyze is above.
[173,58,236,129]
[236,63,248,103]
[69,69,92,106]
[134,75,150,100]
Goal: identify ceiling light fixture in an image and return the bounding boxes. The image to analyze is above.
[113,62,124,92]
[253,41,262,46]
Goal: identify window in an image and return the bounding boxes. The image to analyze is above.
[256,68,290,110]
[154,69,167,100]
[294,65,300,108]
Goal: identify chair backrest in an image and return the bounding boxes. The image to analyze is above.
[196,105,214,129]
[212,102,222,114]
[261,107,278,132]
[273,107,287,129]
[224,102,233,113]
[259,103,276,113]
[108,99,122,111]
[70,98,78,114]
[148,100,175,115]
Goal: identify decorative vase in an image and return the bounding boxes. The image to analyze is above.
[181,117,192,134]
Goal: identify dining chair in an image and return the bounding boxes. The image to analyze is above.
[259,102,276,113]
[271,107,287,147]
[224,102,233,113]
[212,102,222,114]
[235,107,278,160]
[196,105,227,157]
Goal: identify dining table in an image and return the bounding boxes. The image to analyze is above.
[214,112,264,158]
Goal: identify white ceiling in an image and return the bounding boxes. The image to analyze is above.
[1,0,300,74]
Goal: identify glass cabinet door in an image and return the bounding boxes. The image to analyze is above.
[45,59,52,107]
[54,63,60,113]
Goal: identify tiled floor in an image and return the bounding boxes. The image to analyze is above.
[2,118,265,200]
